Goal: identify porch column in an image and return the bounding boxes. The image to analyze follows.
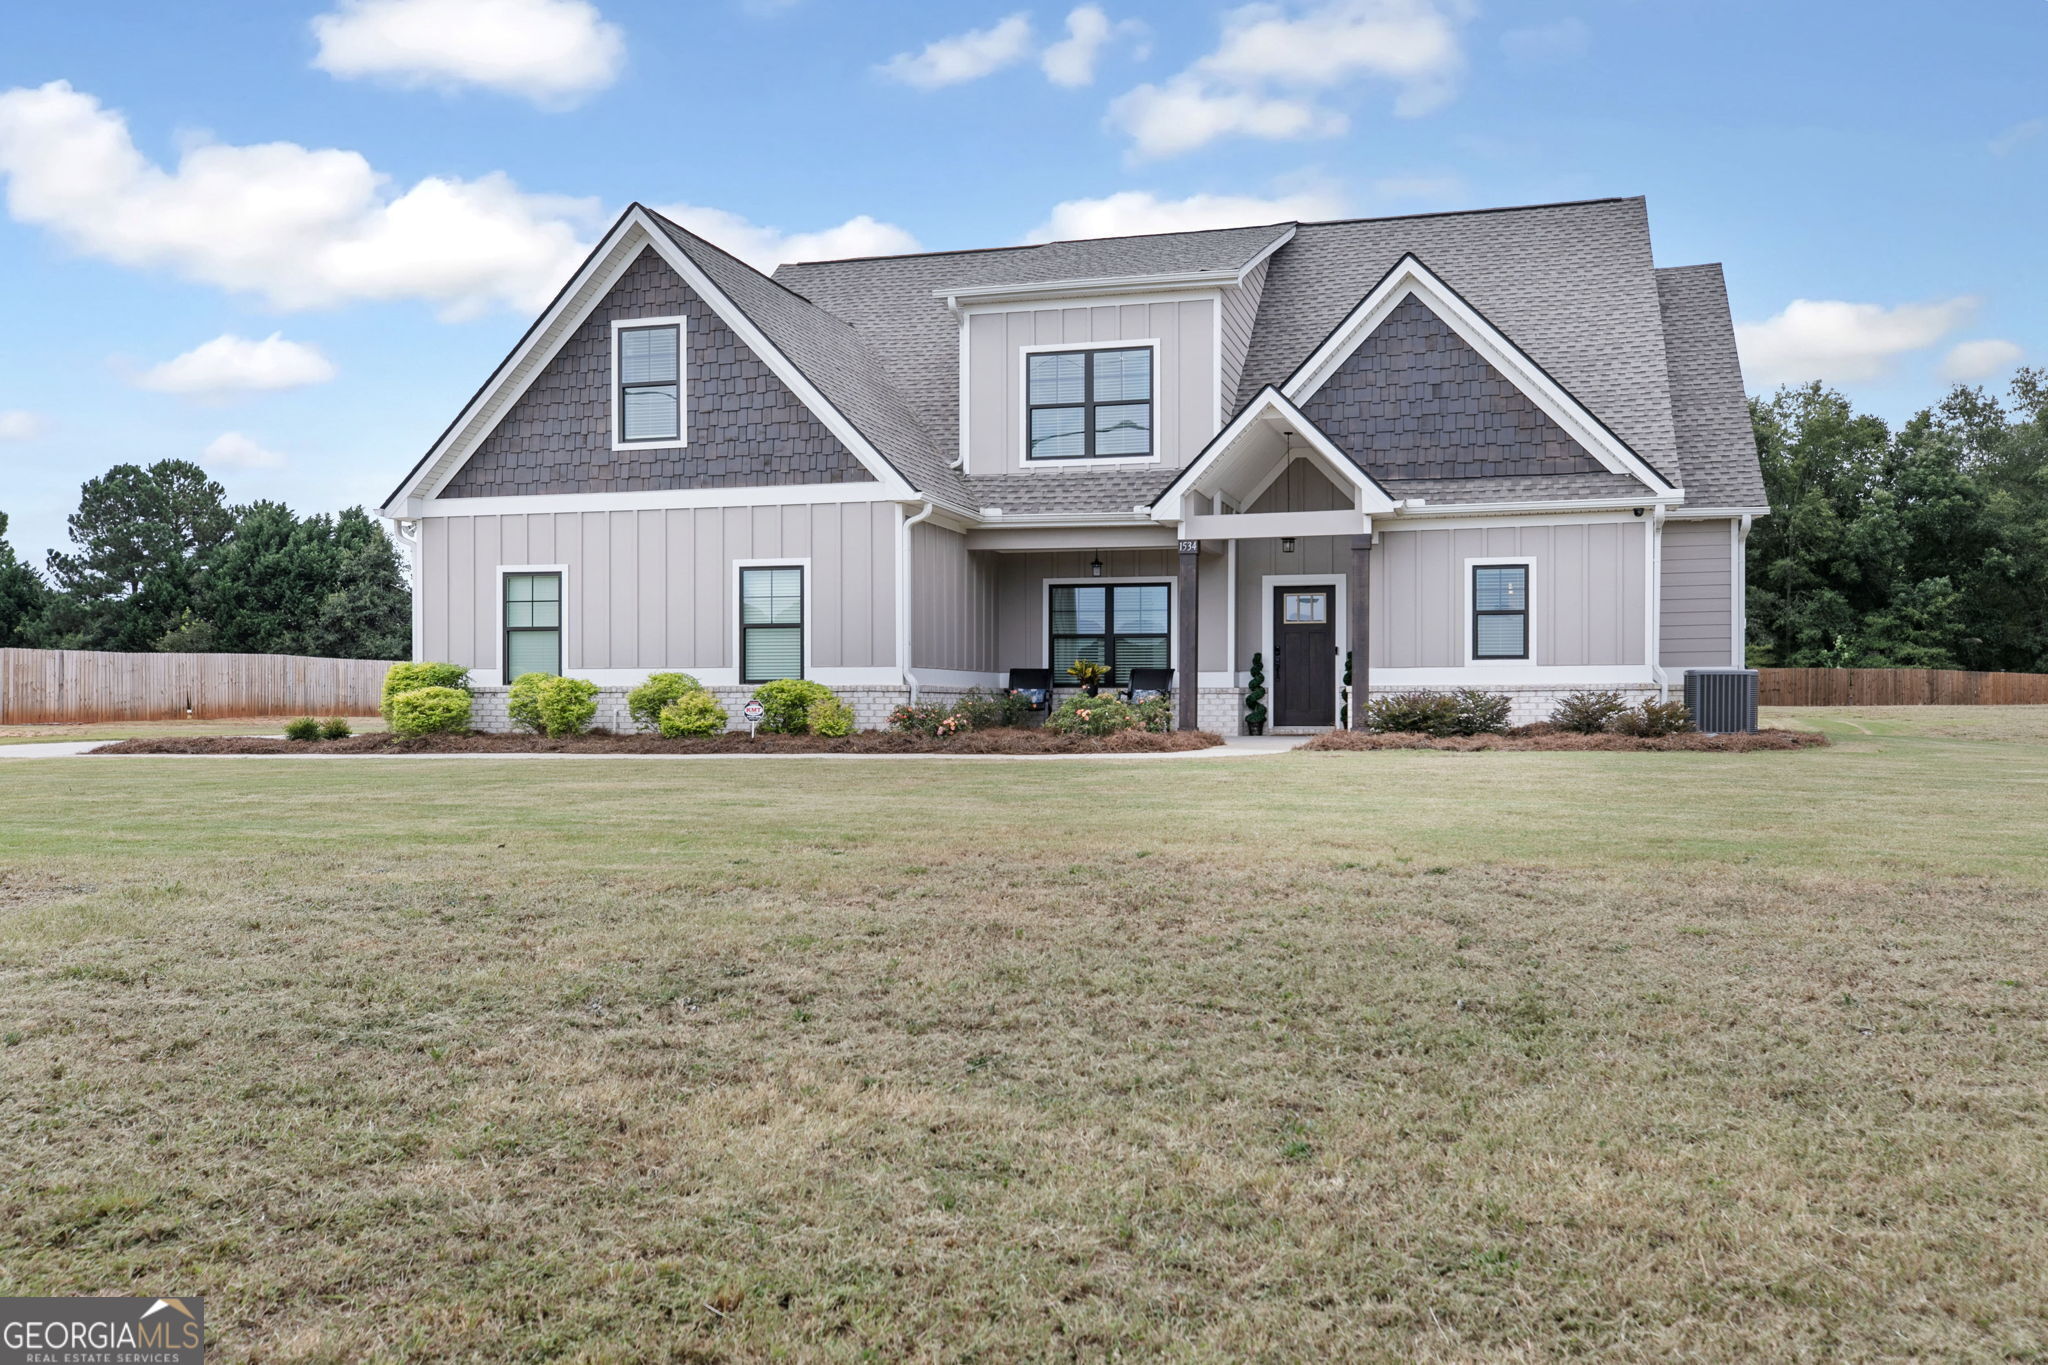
[1349,533,1371,730]
[1177,538,1200,731]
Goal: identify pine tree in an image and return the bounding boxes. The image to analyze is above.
[0,511,53,647]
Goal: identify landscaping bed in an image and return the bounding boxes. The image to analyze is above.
[1301,725,1828,753]
[91,726,1225,756]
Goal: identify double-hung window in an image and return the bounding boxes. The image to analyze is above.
[504,572,563,677]
[1472,564,1530,660]
[616,319,682,445]
[1027,346,1153,460]
[1049,582,1169,686]
[740,567,804,683]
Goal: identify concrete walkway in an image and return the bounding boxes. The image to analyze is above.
[0,734,1306,761]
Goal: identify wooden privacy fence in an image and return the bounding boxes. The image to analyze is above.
[1758,667,2048,707]
[0,649,402,723]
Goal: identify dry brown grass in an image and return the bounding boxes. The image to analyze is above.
[2,706,2046,1361]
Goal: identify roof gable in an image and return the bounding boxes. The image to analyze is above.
[1656,264,1767,510]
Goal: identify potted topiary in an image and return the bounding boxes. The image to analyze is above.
[1065,658,1111,696]
[1245,652,1268,736]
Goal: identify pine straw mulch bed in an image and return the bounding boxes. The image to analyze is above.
[1300,725,1828,753]
[89,727,1225,757]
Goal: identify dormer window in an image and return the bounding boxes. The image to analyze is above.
[1027,345,1153,460]
[613,316,686,447]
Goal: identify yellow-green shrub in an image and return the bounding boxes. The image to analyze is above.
[657,691,728,737]
[388,685,472,737]
[752,679,834,734]
[806,696,855,737]
[627,672,704,731]
[506,672,550,732]
[381,662,468,719]
[534,676,599,737]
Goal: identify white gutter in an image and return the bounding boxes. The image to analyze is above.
[1390,493,1685,520]
[931,267,1240,307]
[897,500,936,701]
[1648,504,1670,700]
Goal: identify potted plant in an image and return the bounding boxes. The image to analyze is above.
[1065,658,1111,696]
[1245,652,1268,735]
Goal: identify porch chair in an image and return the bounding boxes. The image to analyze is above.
[1006,668,1054,713]
[1123,668,1174,703]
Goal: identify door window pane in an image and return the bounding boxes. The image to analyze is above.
[1283,592,1328,624]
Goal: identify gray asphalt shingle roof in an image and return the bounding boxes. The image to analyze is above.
[1655,264,1768,509]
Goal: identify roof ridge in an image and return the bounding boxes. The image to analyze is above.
[772,220,1298,270]
[638,203,853,325]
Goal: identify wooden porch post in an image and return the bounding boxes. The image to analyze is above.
[1177,539,1200,732]
[1349,533,1371,730]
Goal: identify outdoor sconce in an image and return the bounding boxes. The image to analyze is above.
[1089,554,1103,577]
[1280,538,1296,553]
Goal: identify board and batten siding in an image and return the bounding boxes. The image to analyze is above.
[1218,261,1268,418]
[418,502,897,679]
[911,522,997,673]
[1659,518,1737,669]
[990,548,1230,675]
[965,298,1216,476]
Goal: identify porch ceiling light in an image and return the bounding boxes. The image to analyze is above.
[1089,554,1103,577]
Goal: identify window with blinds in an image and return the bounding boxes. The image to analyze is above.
[504,572,562,677]
[1027,347,1153,460]
[1472,564,1529,660]
[1049,582,1169,685]
[740,566,804,683]
[617,322,681,443]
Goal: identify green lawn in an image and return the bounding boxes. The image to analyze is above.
[0,715,383,746]
[2,708,2045,1361]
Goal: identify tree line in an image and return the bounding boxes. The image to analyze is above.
[1747,369,2048,671]
[0,460,409,660]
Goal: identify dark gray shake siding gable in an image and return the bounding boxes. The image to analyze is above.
[1297,295,1606,483]
[440,247,876,497]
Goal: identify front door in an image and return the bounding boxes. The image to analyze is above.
[1273,585,1336,727]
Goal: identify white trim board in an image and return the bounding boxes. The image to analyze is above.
[414,483,901,518]
[1280,253,1673,494]
[608,314,690,454]
[1373,666,1656,688]
[384,211,918,514]
[1258,573,1347,728]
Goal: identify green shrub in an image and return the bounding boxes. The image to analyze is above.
[283,716,322,742]
[1551,689,1629,734]
[1133,695,1175,733]
[946,688,1009,731]
[627,672,704,731]
[534,676,599,738]
[887,702,951,737]
[1612,699,1697,737]
[1446,688,1513,736]
[806,696,855,737]
[319,716,352,741]
[1365,690,1461,735]
[1044,694,1144,737]
[381,662,469,719]
[657,691,728,737]
[388,686,472,737]
[753,679,835,734]
[506,671,550,732]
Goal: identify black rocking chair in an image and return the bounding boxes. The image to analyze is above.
[1007,668,1053,712]
[1123,668,1174,703]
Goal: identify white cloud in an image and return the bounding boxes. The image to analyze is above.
[135,333,338,399]
[201,432,289,471]
[877,14,1034,89]
[652,203,920,268]
[1110,77,1344,159]
[1109,0,1470,157]
[1501,17,1588,66]
[0,81,598,318]
[311,0,625,108]
[1735,297,1979,386]
[1939,339,2024,384]
[1990,118,2044,157]
[1026,187,1348,243]
[0,410,49,441]
[1042,6,1145,87]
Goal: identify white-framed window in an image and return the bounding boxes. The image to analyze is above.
[1021,340,1159,463]
[739,565,805,683]
[496,564,570,684]
[1468,560,1532,662]
[1048,580,1170,686]
[611,315,687,450]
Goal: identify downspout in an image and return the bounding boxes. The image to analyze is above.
[392,518,423,662]
[1648,505,1670,700]
[1736,513,1754,667]
[898,500,936,701]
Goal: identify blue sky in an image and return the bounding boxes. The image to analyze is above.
[1,0,2041,565]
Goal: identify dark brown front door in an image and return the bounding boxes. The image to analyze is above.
[1273,585,1336,727]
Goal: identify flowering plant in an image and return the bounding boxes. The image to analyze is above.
[1065,658,1111,690]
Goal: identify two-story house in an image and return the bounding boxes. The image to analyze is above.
[380,195,1765,732]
